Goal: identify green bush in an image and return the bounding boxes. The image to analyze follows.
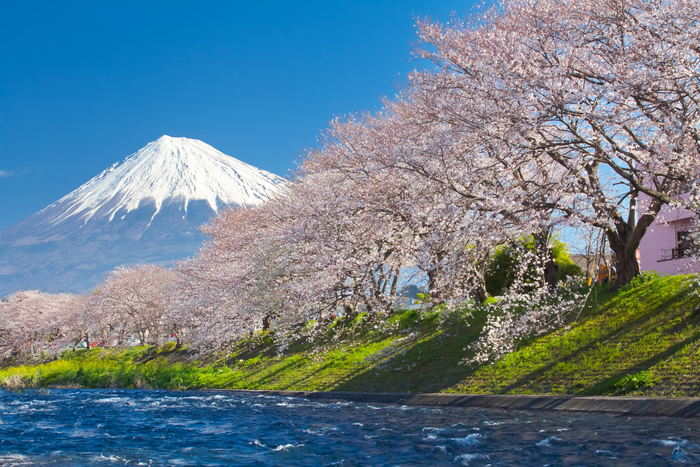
[485,235,582,296]
[552,242,583,282]
[621,270,664,291]
[159,341,177,353]
[615,371,653,393]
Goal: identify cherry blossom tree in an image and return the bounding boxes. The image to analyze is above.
[410,0,700,288]
[270,171,407,316]
[0,291,87,359]
[169,204,286,354]
[87,264,178,347]
[171,177,405,355]
[301,105,550,304]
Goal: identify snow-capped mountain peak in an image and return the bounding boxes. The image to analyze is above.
[0,136,286,296]
[44,135,285,226]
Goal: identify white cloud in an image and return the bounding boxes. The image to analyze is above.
[0,168,30,178]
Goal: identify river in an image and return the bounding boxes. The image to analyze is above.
[0,389,698,465]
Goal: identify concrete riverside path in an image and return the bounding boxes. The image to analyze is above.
[222,390,700,418]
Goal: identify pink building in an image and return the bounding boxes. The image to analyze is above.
[638,193,697,275]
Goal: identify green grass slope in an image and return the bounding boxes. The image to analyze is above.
[2,274,699,396]
[457,274,700,396]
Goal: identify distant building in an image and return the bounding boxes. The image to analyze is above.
[638,194,698,275]
[394,284,425,310]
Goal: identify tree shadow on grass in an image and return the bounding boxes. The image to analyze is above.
[493,290,697,394]
[231,357,310,389]
[223,338,379,391]
[577,331,700,396]
[227,314,444,391]
[332,325,481,394]
[330,282,699,395]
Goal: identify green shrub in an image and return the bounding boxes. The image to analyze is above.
[554,245,584,283]
[621,270,664,291]
[159,341,177,353]
[485,235,582,296]
[616,371,653,393]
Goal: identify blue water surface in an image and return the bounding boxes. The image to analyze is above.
[0,389,699,466]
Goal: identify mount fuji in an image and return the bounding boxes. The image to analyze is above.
[0,136,286,296]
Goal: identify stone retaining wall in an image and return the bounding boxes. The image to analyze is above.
[225,390,700,418]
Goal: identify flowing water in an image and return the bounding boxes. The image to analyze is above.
[0,389,698,466]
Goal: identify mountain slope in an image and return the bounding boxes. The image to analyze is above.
[0,136,286,296]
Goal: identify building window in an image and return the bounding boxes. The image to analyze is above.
[675,230,693,259]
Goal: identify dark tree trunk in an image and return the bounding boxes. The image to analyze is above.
[262,315,272,331]
[544,261,559,291]
[606,197,663,290]
[427,251,446,305]
[390,269,400,297]
[427,269,439,301]
[612,247,640,287]
[533,228,558,291]
[471,278,488,304]
[72,334,84,352]
[343,305,357,319]
[467,250,490,304]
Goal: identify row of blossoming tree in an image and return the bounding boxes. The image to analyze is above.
[2,0,699,362]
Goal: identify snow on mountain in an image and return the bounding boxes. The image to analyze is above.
[0,136,286,296]
[45,135,284,226]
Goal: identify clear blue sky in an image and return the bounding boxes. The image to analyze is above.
[0,0,484,231]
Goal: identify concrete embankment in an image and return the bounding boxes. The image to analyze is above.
[227,390,700,418]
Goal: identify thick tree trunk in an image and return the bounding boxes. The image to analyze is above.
[468,250,490,304]
[427,251,446,305]
[606,197,663,290]
[343,305,356,319]
[533,228,558,291]
[262,315,272,330]
[471,278,488,303]
[612,246,640,287]
[72,334,84,351]
[390,269,400,297]
[427,269,438,301]
[544,260,559,291]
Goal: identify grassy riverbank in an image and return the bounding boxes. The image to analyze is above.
[2,274,699,396]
